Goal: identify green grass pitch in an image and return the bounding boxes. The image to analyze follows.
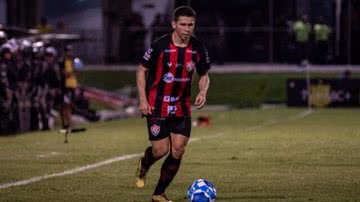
[1,108,360,201]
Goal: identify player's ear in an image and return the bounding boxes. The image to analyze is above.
[171,21,176,29]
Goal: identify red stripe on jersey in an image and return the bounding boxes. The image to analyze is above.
[148,52,164,108]
[161,43,178,117]
[175,45,192,116]
[196,53,200,63]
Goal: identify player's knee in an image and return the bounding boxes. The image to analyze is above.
[171,146,185,159]
[152,147,169,159]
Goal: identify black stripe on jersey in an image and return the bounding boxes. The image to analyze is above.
[153,44,171,117]
[170,47,185,117]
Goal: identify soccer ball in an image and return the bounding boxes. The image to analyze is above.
[187,179,217,202]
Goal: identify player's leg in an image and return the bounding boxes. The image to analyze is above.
[136,117,170,188]
[60,90,73,132]
[152,117,191,199]
[62,104,72,129]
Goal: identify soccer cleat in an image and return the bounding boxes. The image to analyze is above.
[59,129,67,134]
[135,158,146,188]
[152,194,173,202]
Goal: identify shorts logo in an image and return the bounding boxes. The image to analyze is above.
[186,61,195,72]
[163,72,174,83]
[150,124,160,136]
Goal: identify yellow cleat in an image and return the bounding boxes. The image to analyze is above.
[135,158,146,188]
[152,194,173,202]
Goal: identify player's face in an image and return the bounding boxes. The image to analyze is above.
[172,16,195,41]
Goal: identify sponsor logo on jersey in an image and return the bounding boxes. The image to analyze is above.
[167,105,177,114]
[164,49,177,53]
[143,48,153,61]
[150,124,160,136]
[204,48,210,64]
[186,61,195,72]
[163,72,190,83]
[167,63,182,68]
[163,72,174,83]
[163,96,179,102]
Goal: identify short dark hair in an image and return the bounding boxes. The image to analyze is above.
[173,6,196,21]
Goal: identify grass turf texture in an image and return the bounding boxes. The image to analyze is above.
[1,108,360,201]
[78,71,360,108]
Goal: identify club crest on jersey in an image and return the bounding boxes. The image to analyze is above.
[163,72,174,83]
[150,124,160,136]
[186,61,195,72]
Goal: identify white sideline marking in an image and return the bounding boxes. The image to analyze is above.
[0,153,142,190]
[189,133,224,143]
[0,110,311,190]
[0,134,222,190]
[287,109,313,121]
[245,109,313,132]
[37,152,61,158]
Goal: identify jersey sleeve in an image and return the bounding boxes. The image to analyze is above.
[196,45,211,76]
[140,42,161,69]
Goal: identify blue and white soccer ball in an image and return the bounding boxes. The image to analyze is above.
[187,179,217,202]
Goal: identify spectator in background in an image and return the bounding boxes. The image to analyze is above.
[58,45,78,140]
[41,47,61,129]
[36,16,52,34]
[15,41,33,132]
[313,16,331,64]
[292,15,311,66]
[0,45,17,134]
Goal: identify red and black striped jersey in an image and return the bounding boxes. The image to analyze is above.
[140,34,211,118]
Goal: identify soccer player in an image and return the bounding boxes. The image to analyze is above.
[135,6,211,202]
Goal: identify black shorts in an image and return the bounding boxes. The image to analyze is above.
[146,117,191,141]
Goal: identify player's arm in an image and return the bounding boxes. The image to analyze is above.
[194,72,210,109]
[136,64,152,115]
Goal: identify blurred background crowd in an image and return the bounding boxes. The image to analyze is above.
[0,39,98,135]
[0,0,359,65]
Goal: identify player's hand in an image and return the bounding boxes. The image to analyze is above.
[194,92,206,109]
[139,100,153,116]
